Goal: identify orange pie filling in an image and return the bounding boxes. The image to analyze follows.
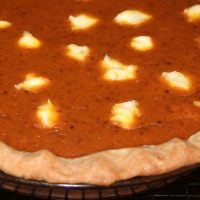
[0,0,200,158]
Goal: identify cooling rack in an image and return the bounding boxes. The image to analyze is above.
[0,164,199,199]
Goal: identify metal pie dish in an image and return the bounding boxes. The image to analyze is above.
[0,164,199,199]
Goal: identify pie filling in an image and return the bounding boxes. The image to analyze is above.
[0,0,200,158]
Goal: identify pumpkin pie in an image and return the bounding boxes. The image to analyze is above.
[0,0,200,186]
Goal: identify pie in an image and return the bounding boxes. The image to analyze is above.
[0,0,200,186]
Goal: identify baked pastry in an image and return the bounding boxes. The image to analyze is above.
[0,0,200,186]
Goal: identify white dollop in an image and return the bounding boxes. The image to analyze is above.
[18,31,41,49]
[131,36,154,51]
[37,100,59,128]
[69,14,99,30]
[114,10,152,26]
[15,73,50,92]
[161,71,191,91]
[184,4,200,22]
[0,20,12,29]
[66,44,90,61]
[101,55,137,81]
[193,100,200,107]
[110,100,141,129]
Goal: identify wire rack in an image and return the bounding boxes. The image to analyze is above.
[0,165,200,200]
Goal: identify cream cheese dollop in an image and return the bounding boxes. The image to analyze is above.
[161,71,191,91]
[15,73,50,92]
[101,55,137,81]
[69,14,99,30]
[114,10,152,26]
[131,36,154,51]
[66,44,90,61]
[37,100,59,128]
[0,20,12,29]
[184,4,200,22]
[18,31,41,49]
[110,100,141,129]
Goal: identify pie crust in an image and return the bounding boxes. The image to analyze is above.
[0,131,200,186]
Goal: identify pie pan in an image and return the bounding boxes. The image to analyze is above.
[0,164,199,199]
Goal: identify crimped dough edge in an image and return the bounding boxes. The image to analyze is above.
[0,131,200,186]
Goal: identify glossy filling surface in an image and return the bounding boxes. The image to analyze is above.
[0,0,200,158]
